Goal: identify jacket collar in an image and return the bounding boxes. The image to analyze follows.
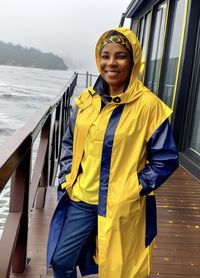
[93,75,145,105]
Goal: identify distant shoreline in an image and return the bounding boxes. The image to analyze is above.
[0,63,69,71]
[0,41,68,71]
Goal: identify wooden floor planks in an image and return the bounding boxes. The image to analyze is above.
[10,166,200,278]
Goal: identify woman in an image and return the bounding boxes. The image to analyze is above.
[47,28,179,278]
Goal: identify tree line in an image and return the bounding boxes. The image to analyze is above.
[0,41,68,70]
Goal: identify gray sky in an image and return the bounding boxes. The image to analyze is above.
[0,0,131,73]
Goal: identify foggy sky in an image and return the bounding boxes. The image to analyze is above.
[0,0,131,73]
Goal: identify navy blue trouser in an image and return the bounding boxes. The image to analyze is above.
[51,200,98,278]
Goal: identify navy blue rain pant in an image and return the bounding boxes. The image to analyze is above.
[51,200,98,278]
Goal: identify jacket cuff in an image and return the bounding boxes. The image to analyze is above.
[138,175,148,196]
[57,183,66,201]
[58,176,66,186]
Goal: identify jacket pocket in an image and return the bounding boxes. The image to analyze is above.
[110,172,141,215]
[129,172,141,214]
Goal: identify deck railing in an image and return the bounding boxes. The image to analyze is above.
[76,71,98,87]
[0,73,78,277]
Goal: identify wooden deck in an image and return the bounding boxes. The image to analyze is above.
[10,166,200,278]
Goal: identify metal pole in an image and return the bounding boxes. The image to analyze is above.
[86,71,88,88]
[89,74,92,86]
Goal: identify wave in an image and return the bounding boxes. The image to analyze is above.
[0,112,23,128]
[0,93,51,102]
[0,127,14,136]
[0,93,28,101]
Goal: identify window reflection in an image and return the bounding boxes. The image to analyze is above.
[162,0,186,107]
[145,1,167,94]
[142,12,151,61]
[132,20,138,35]
[190,77,200,156]
[139,17,145,45]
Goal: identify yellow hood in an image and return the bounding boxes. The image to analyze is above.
[95,27,142,94]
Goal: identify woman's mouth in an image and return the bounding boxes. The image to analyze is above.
[105,70,120,76]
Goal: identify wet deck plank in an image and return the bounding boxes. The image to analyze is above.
[10,166,200,277]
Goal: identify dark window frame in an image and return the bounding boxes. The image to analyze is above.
[173,0,200,146]
[126,0,200,179]
[139,16,145,45]
[143,0,168,92]
[175,0,200,179]
[182,17,200,162]
[157,0,176,100]
[158,0,187,107]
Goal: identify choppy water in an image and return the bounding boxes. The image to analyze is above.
[0,65,87,238]
[0,65,77,145]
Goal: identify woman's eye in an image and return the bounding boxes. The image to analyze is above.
[101,55,109,59]
[117,54,127,59]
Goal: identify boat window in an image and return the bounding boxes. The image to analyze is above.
[161,0,186,107]
[139,17,145,45]
[190,80,200,156]
[145,1,167,94]
[142,12,151,62]
[123,17,132,28]
[188,17,200,159]
[131,20,138,36]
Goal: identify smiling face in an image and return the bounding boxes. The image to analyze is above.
[100,42,132,95]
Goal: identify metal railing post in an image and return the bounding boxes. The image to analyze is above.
[89,74,92,86]
[11,145,32,273]
[35,115,51,209]
[86,71,89,88]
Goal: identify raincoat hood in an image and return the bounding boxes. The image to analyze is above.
[95,27,142,102]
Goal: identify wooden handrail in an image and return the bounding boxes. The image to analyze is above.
[0,72,78,277]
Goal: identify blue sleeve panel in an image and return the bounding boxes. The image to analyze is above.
[57,107,78,199]
[138,119,179,196]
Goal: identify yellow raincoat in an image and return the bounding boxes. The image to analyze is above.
[48,28,178,278]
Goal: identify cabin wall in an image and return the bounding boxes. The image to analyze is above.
[123,0,200,179]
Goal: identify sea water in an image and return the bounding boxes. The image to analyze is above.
[0,65,91,238]
[0,65,77,144]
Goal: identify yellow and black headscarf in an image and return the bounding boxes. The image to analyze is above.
[100,30,132,54]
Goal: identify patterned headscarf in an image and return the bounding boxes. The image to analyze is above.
[100,30,132,54]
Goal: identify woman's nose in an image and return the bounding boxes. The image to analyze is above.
[107,57,117,66]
